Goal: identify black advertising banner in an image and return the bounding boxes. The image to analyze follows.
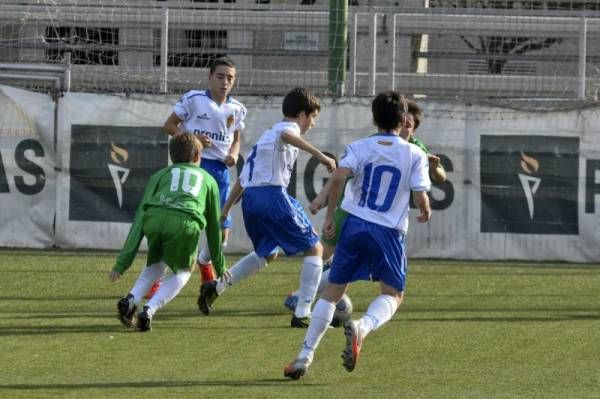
[480,135,579,235]
[69,125,168,223]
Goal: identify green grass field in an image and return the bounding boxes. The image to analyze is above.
[1,249,599,399]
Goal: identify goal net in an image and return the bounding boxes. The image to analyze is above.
[0,0,599,100]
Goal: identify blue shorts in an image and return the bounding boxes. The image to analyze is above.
[328,214,407,292]
[241,186,319,258]
[201,158,232,229]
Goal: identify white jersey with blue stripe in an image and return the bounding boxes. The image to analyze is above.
[173,89,246,162]
[339,133,431,233]
[239,121,300,188]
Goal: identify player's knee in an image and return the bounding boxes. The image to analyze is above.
[380,284,404,305]
[321,283,346,303]
[322,244,335,261]
[305,241,323,258]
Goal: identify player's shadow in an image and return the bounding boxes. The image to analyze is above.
[0,295,119,301]
[398,313,598,323]
[0,379,324,391]
[0,324,120,337]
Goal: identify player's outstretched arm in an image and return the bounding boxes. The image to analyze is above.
[163,113,212,148]
[163,112,184,136]
[281,131,336,173]
[323,167,351,238]
[413,191,432,223]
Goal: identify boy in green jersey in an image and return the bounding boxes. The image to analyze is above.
[108,133,228,332]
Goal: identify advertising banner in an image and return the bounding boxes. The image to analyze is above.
[2,88,600,262]
[0,86,56,248]
[55,93,170,249]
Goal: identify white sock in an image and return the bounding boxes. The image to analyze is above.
[298,299,336,363]
[359,294,399,337]
[294,256,323,318]
[197,246,211,264]
[144,268,192,317]
[316,268,330,294]
[215,251,266,295]
[290,260,331,299]
[130,262,167,304]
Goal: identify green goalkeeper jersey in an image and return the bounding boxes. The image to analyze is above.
[409,136,431,155]
[113,162,225,276]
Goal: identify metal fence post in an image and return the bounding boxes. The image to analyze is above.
[160,8,169,94]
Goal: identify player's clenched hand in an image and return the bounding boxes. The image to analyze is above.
[322,217,336,239]
[416,208,431,223]
[320,155,336,173]
[108,270,122,282]
[223,155,237,167]
[309,192,327,215]
[427,154,440,169]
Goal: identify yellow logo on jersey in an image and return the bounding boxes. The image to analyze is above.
[226,114,234,128]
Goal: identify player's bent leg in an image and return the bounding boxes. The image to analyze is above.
[198,251,268,315]
[293,254,323,325]
[140,267,192,331]
[130,262,167,302]
[342,287,402,370]
[291,244,324,327]
[147,268,192,311]
[286,289,343,379]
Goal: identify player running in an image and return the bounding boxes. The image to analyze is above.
[284,91,432,378]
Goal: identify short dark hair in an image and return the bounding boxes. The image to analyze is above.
[209,57,236,73]
[282,87,321,118]
[169,133,201,164]
[371,91,408,131]
[407,100,422,131]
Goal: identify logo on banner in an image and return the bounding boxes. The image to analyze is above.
[480,135,579,235]
[517,152,541,219]
[69,125,168,223]
[107,143,130,208]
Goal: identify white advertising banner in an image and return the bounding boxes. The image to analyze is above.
[2,88,599,262]
[406,102,600,262]
[55,92,172,250]
[0,85,56,248]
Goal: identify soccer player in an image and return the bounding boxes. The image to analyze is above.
[163,56,246,289]
[284,91,432,379]
[108,133,227,332]
[284,99,445,311]
[197,87,337,328]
